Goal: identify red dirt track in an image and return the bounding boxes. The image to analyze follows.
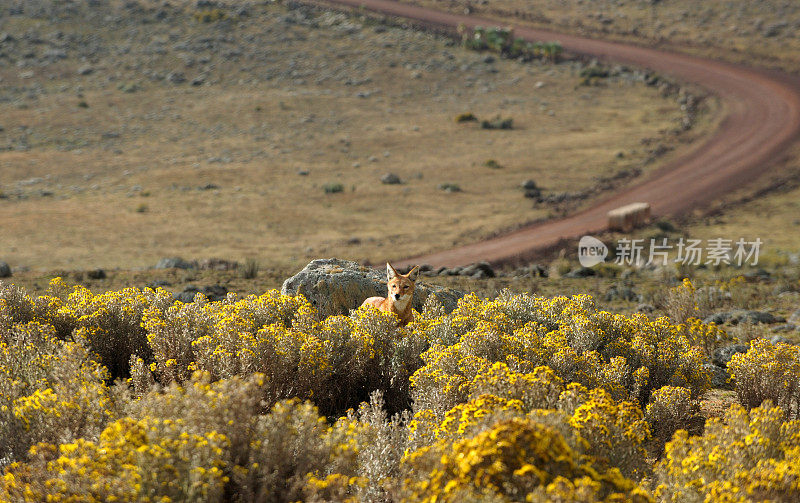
[312,0,800,268]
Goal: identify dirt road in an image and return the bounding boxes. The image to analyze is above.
[311,0,800,267]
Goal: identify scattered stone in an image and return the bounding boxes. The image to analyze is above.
[381,173,402,185]
[460,262,495,279]
[438,183,461,193]
[564,267,596,278]
[196,258,239,271]
[703,310,785,325]
[0,261,11,278]
[743,268,771,281]
[86,269,106,279]
[772,324,797,333]
[636,303,656,313]
[763,21,788,37]
[712,344,749,368]
[703,363,730,389]
[175,284,228,303]
[297,169,309,176]
[771,335,793,345]
[77,65,94,75]
[280,258,465,319]
[155,257,196,269]
[147,279,173,289]
[166,72,186,84]
[788,309,800,326]
[604,285,640,302]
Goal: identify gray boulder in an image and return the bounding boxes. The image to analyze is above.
[565,266,596,278]
[175,284,228,303]
[788,309,800,326]
[0,261,11,278]
[704,310,785,325]
[281,258,465,319]
[712,344,749,368]
[155,257,195,269]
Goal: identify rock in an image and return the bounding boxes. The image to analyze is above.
[772,324,797,333]
[712,344,749,368]
[636,303,656,313]
[771,335,793,345]
[460,262,495,279]
[565,267,596,278]
[743,268,771,281]
[77,65,94,75]
[147,279,172,289]
[703,310,785,325]
[155,257,196,269]
[521,179,538,190]
[0,261,11,278]
[175,284,228,303]
[196,258,239,271]
[763,22,788,37]
[381,173,402,185]
[788,309,800,326]
[604,285,640,302]
[166,72,186,84]
[703,363,730,389]
[280,258,465,319]
[86,269,106,279]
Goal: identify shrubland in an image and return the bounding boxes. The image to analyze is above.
[3,275,800,501]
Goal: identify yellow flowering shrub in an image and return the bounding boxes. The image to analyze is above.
[680,317,732,359]
[2,416,230,502]
[2,278,174,379]
[644,386,702,454]
[728,339,800,419]
[411,292,710,419]
[401,417,652,503]
[569,388,651,479]
[0,321,111,463]
[654,403,800,502]
[4,279,800,501]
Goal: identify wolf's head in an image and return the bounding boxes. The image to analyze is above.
[386,262,419,311]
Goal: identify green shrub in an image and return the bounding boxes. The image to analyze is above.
[481,116,514,130]
[323,182,344,194]
[193,8,227,23]
[240,257,260,279]
[455,112,477,122]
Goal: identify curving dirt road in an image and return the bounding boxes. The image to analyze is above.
[311,0,800,268]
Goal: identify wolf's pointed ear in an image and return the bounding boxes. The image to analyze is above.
[406,265,420,281]
[387,262,399,280]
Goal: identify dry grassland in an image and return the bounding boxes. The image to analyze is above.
[0,0,713,271]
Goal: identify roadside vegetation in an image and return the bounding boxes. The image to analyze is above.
[2,269,799,501]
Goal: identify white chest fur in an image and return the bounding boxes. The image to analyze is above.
[392,294,411,313]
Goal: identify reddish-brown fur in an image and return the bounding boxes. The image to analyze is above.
[361,263,419,326]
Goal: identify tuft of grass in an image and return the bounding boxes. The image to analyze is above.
[241,258,260,279]
[481,116,513,130]
[323,183,344,194]
[438,183,462,193]
[455,112,477,123]
[483,159,503,169]
[193,8,227,23]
